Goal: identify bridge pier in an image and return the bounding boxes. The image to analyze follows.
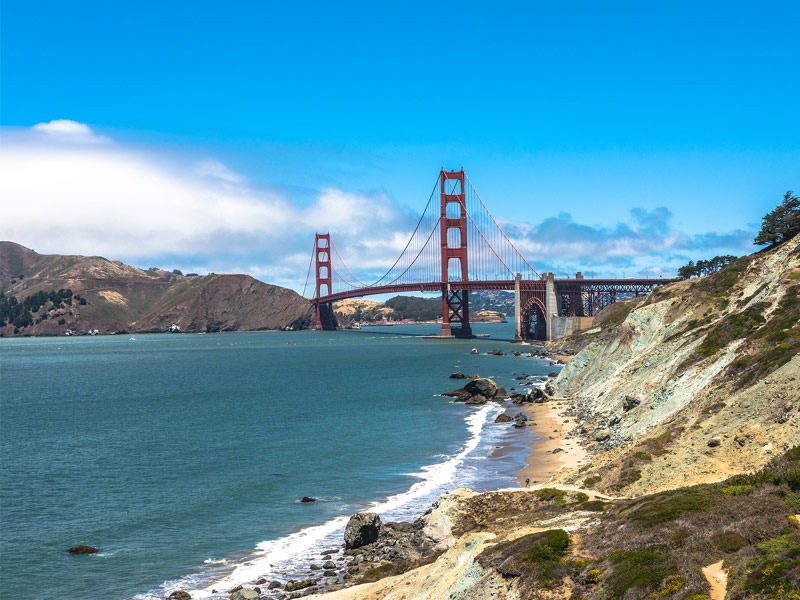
[513,273,522,341]
[440,285,472,338]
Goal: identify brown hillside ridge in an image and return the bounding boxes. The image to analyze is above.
[0,242,314,336]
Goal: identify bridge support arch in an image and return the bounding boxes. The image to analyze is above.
[439,168,472,338]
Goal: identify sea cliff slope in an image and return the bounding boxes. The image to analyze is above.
[550,235,800,495]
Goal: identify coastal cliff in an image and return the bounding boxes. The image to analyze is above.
[290,237,799,600]
[0,242,314,335]
[550,235,799,495]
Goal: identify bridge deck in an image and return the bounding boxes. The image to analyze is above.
[314,278,679,304]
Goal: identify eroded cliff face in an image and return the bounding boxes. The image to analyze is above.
[551,236,800,495]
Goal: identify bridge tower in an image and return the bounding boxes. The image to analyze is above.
[439,168,471,338]
[314,233,336,330]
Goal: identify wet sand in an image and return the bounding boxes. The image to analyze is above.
[515,398,587,487]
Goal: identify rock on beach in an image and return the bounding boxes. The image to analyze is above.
[344,512,382,549]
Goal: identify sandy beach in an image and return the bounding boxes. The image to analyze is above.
[515,396,587,487]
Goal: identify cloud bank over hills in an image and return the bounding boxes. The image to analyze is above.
[0,120,756,288]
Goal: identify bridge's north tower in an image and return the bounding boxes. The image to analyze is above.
[439,168,472,337]
[314,233,336,330]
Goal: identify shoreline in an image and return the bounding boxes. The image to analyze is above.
[515,395,587,488]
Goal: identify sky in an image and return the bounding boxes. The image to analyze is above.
[1,1,798,292]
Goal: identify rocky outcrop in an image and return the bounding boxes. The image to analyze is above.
[344,513,382,549]
[341,489,469,568]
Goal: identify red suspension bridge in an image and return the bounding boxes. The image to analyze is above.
[305,169,678,341]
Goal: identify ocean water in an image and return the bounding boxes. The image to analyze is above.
[0,322,559,599]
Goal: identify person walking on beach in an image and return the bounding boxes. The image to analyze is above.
[525,477,530,488]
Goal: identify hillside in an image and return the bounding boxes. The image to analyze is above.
[0,242,314,336]
[333,295,507,325]
[548,235,800,495]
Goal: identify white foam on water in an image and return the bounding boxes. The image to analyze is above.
[135,404,502,600]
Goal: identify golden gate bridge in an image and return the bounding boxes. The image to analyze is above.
[305,169,678,340]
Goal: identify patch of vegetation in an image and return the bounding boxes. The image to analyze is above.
[595,299,643,331]
[584,475,602,487]
[633,451,653,461]
[610,467,642,491]
[694,302,769,357]
[477,529,571,590]
[728,284,800,386]
[628,488,714,526]
[535,488,567,504]
[359,552,442,583]
[580,500,608,511]
[640,431,679,457]
[602,548,677,599]
[0,288,74,330]
[712,531,748,552]
[702,401,727,415]
[727,533,800,599]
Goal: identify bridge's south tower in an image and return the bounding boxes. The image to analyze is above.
[439,168,471,337]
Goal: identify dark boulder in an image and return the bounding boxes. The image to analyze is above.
[622,395,640,412]
[344,512,382,549]
[526,387,548,403]
[465,394,488,405]
[267,581,282,589]
[441,388,466,397]
[167,592,191,600]
[513,412,528,428]
[68,545,98,554]
[301,496,317,503]
[510,391,525,404]
[494,386,509,400]
[284,579,316,592]
[489,349,504,356]
[464,377,498,399]
[322,560,336,569]
[495,413,513,423]
[548,371,558,378]
[449,371,468,379]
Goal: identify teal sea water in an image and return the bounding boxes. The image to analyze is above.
[0,323,558,599]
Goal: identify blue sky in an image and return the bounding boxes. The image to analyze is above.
[1,1,798,290]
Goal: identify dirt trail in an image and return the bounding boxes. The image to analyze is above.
[701,560,728,600]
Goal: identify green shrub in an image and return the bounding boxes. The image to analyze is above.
[603,548,676,599]
[712,531,748,552]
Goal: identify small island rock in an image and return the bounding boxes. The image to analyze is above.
[301,496,317,503]
[68,545,99,554]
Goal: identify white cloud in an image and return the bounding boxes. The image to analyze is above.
[31,119,108,143]
[0,120,418,290]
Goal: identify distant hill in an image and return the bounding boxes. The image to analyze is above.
[0,242,314,336]
[333,294,506,324]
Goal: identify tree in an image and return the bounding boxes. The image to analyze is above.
[754,191,800,246]
[172,269,183,275]
[676,255,738,278]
